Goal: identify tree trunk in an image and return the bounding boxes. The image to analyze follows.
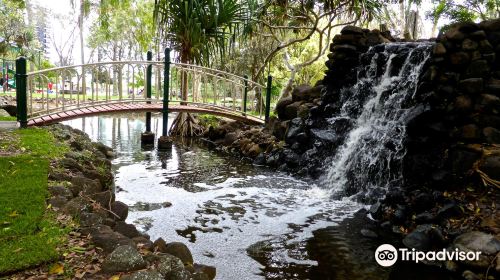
[280,66,298,100]
[170,47,203,137]
[79,0,86,96]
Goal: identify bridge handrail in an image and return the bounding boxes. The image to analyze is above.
[27,60,265,89]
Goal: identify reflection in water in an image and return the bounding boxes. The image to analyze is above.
[64,113,365,280]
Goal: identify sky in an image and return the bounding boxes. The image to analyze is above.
[31,0,441,66]
[31,0,91,64]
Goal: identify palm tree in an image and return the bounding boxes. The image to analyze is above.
[154,0,242,136]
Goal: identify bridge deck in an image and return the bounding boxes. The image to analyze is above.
[27,103,264,126]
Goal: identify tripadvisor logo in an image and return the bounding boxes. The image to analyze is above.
[374,244,482,267]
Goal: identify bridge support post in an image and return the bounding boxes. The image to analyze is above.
[243,75,248,116]
[158,47,172,150]
[265,75,272,125]
[15,57,27,128]
[141,50,155,145]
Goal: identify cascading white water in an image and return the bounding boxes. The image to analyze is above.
[324,43,432,200]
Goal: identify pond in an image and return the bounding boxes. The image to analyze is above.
[64,113,368,280]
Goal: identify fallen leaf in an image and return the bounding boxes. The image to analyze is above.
[109,275,120,280]
[48,263,64,275]
[8,211,19,218]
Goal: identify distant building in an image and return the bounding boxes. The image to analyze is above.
[27,4,51,58]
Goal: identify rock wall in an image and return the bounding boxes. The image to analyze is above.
[266,27,397,177]
[404,20,500,189]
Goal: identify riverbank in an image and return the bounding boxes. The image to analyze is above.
[1,124,215,279]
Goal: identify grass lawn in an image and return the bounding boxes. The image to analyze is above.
[0,128,69,274]
[0,116,16,121]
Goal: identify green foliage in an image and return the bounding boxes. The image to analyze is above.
[0,116,16,121]
[89,0,154,59]
[0,0,37,57]
[198,114,220,128]
[428,0,500,26]
[154,0,243,65]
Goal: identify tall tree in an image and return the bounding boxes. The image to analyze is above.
[246,0,385,98]
[154,0,243,136]
[428,0,500,30]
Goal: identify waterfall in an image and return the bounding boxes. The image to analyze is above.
[323,43,432,201]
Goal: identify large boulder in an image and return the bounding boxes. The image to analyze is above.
[275,96,294,120]
[111,201,129,221]
[156,254,188,279]
[90,225,135,253]
[452,231,500,269]
[480,156,500,180]
[163,242,194,265]
[101,245,147,273]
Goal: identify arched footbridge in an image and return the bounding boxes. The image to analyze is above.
[15,49,276,129]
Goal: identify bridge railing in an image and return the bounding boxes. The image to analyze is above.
[16,52,277,127]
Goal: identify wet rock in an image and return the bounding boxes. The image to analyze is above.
[284,101,303,120]
[392,208,407,225]
[454,231,500,256]
[310,128,337,145]
[275,96,294,120]
[70,176,102,196]
[483,127,500,143]
[453,231,500,268]
[480,156,500,180]
[191,272,210,280]
[449,52,470,65]
[163,242,194,265]
[437,202,462,220]
[403,230,431,251]
[132,236,154,251]
[433,43,446,56]
[114,221,141,238]
[480,215,500,234]
[462,39,478,51]
[90,225,135,253]
[154,237,168,252]
[415,212,435,224]
[403,224,445,251]
[466,60,489,78]
[459,78,483,94]
[413,193,434,213]
[291,84,312,102]
[341,25,364,35]
[360,229,378,238]
[454,95,472,111]
[462,270,480,280]
[111,201,129,221]
[59,158,83,172]
[83,169,111,187]
[156,254,186,278]
[62,197,90,217]
[193,264,216,280]
[479,18,500,31]
[48,196,68,208]
[121,270,164,280]
[101,245,147,273]
[369,202,383,219]
[80,212,104,228]
[48,186,74,199]
[223,132,238,146]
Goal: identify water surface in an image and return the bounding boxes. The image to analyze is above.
[64,113,361,279]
